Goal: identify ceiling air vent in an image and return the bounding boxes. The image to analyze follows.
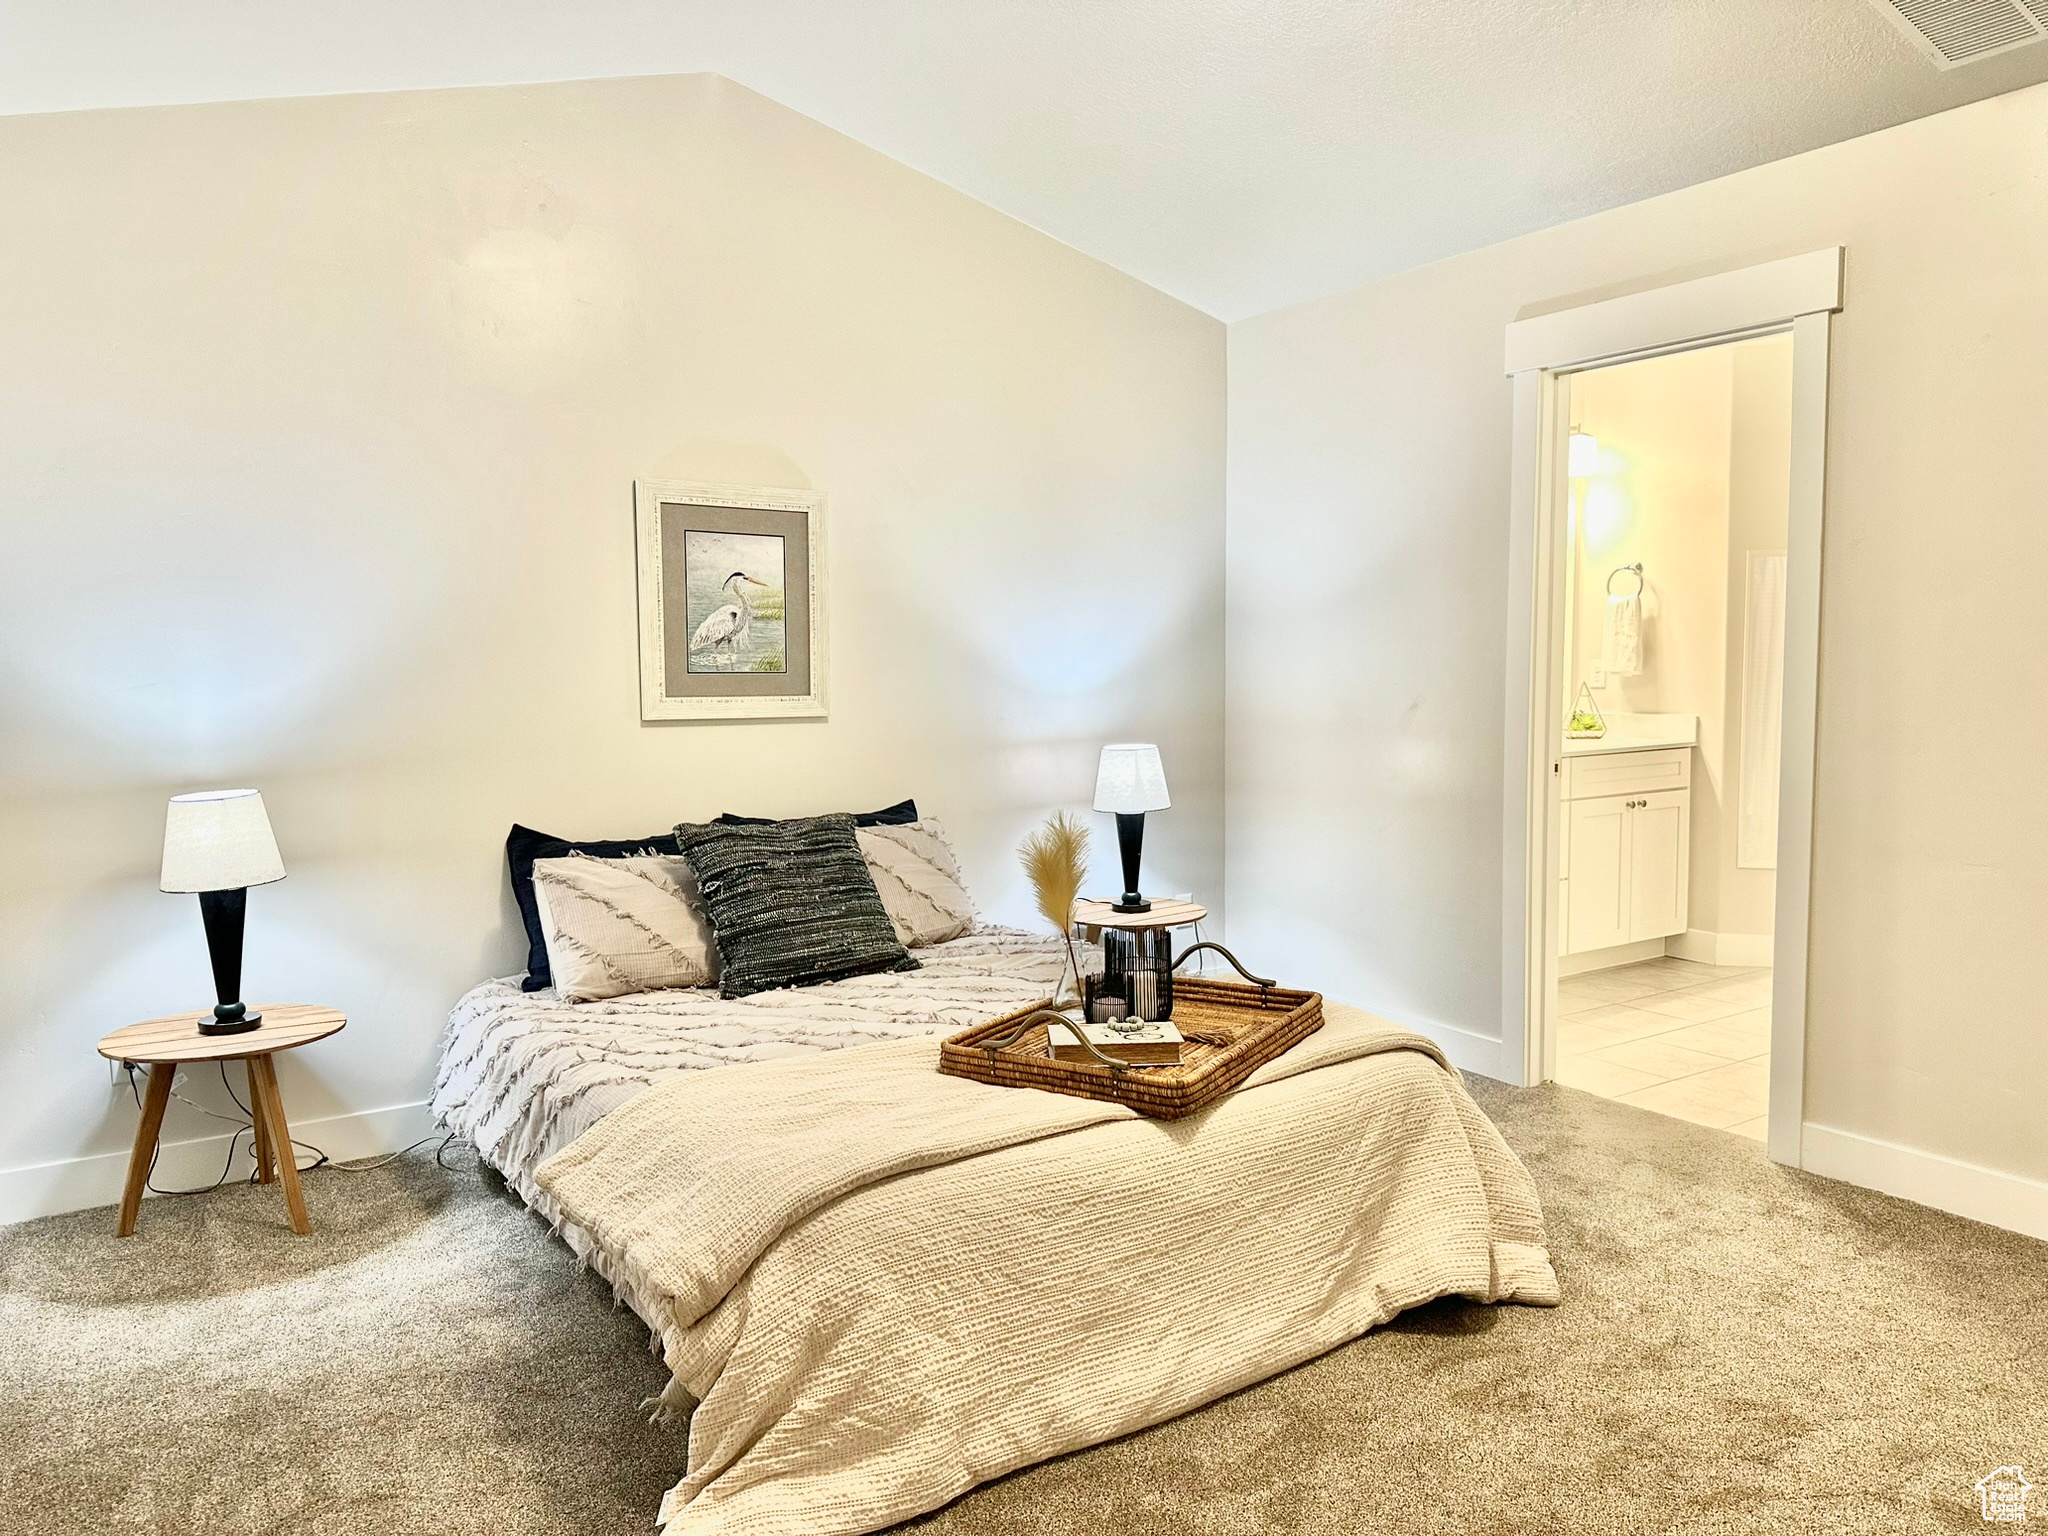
[1867,0,2046,66]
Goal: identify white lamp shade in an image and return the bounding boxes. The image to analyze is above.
[1092,744,1170,814]
[160,789,286,893]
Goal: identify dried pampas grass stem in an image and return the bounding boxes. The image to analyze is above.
[1019,811,1090,1004]
[1020,811,1089,933]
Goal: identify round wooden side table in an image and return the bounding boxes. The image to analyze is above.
[1072,897,1207,933]
[97,1004,346,1238]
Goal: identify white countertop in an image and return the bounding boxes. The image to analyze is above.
[1562,712,1699,757]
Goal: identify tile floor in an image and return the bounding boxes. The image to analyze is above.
[1555,957,1773,1139]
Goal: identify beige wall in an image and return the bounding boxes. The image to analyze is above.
[1227,84,2048,1194]
[0,74,1226,1216]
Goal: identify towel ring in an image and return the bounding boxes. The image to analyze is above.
[1607,562,1644,597]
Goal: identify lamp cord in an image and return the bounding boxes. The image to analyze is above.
[123,1062,464,1199]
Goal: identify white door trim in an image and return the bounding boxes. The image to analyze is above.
[1500,366,1565,1090]
[1766,308,1832,1167]
[1498,250,1843,1176]
[1503,248,1843,374]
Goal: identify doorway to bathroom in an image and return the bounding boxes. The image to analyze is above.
[1549,336,1790,1142]
[1498,247,1840,1168]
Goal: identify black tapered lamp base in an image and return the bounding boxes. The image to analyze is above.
[1110,812,1153,914]
[195,888,263,1036]
[197,1004,263,1037]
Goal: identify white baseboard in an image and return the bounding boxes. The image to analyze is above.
[1420,1018,1509,1081]
[1394,1013,1508,1081]
[0,1099,438,1228]
[1559,938,1665,976]
[1801,1122,2048,1242]
[1324,993,1506,1081]
[1665,928,1775,967]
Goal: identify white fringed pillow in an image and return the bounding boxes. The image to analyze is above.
[857,819,977,949]
[530,853,720,1003]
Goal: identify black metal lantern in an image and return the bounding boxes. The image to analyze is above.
[1085,927,1175,1023]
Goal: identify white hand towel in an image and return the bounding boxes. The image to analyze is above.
[1602,593,1643,676]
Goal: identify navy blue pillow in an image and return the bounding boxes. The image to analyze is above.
[714,799,918,828]
[505,824,680,992]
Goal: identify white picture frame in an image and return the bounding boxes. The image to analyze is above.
[634,479,829,722]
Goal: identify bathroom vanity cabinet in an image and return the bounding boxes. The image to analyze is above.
[1559,745,1692,956]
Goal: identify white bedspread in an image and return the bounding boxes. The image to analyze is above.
[538,1001,1559,1536]
[431,925,1067,1200]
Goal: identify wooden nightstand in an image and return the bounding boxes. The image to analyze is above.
[1072,897,1208,933]
[97,1004,346,1238]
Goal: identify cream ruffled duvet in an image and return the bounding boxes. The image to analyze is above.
[535,1001,1559,1536]
[433,927,1069,1202]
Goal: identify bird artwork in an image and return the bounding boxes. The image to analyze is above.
[689,570,769,667]
[645,509,809,718]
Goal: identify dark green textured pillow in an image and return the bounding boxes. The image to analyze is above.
[674,813,919,999]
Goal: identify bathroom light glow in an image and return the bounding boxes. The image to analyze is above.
[1568,429,1601,479]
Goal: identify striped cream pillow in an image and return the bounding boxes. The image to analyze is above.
[857,819,976,949]
[530,854,719,1003]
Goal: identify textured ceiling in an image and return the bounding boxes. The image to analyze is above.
[4,0,2046,319]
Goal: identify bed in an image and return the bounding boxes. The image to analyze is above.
[434,924,1558,1536]
[432,924,1070,1210]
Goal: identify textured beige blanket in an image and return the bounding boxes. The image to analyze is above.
[537,1002,1558,1536]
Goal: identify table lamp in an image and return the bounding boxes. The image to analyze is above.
[160,789,286,1035]
[1092,743,1170,914]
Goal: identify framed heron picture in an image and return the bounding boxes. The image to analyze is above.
[633,480,828,721]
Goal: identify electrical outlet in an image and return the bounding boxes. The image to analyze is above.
[1590,665,1606,687]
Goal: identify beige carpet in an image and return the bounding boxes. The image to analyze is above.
[3,1080,2043,1535]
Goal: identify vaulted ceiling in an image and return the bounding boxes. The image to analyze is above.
[5,0,2045,318]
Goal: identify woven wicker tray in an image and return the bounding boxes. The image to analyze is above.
[938,961,1323,1121]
